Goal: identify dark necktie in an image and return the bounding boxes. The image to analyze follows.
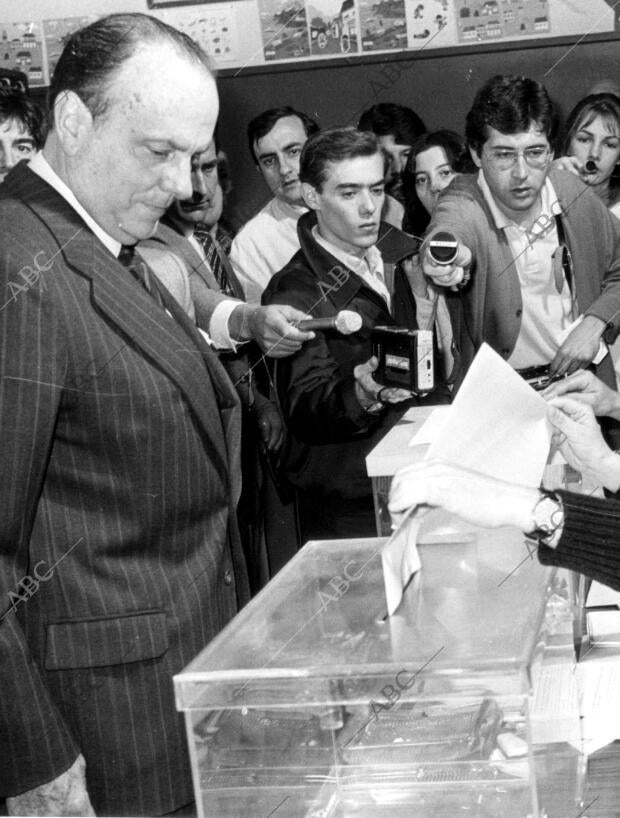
[118,244,164,308]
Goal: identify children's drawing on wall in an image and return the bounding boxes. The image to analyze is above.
[258,0,311,61]
[360,0,407,52]
[307,0,359,55]
[161,5,240,63]
[405,0,455,49]
[455,0,549,44]
[0,22,44,87]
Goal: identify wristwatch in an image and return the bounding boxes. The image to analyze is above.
[527,490,564,548]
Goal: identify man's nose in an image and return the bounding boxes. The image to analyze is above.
[278,153,294,177]
[163,155,193,201]
[359,190,376,213]
[395,155,407,175]
[191,168,207,197]
[511,153,528,177]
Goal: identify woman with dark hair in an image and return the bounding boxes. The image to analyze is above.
[398,131,471,387]
[562,93,620,218]
[402,129,475,238]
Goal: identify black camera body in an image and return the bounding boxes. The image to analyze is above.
[517,364,563,392]
[371,326,434,393]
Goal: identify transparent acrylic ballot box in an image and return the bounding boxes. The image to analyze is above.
[175,515,584,818]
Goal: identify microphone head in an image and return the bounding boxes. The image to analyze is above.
[334,310,363,334]
[428,231,459,265]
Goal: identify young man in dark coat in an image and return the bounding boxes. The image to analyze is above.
[263,127,447,542]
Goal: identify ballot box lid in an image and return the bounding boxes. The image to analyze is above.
[175,513,558,712]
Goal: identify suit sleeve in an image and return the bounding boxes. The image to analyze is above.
[0,204,80,795]
[263,272,380,444]
[538,490,620,591]
[581,196,620,342]
[423,188,480,256]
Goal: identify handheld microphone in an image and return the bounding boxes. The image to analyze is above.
[297,310,363,335]
[428,231,459,265]
[584,159,598,173]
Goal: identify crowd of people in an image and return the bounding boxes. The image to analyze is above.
[3,11,620,815]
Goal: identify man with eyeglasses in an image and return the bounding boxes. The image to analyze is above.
[421,74,620,391]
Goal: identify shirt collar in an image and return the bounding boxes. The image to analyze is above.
[476,169,562,232]
[30,152,122,257]
[312,225,382,274]
[272,196,308,219]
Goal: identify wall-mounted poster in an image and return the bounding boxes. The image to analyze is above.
[160,4,240,62]
[306,0,360,56]
[43,17,98,84]
[148,0,233,9]
[455,0,549,44]
[258,0,311,61]
[405,0,455,49]
[359,0,407,52]
[0,21,44,87]
[550,0,617,37]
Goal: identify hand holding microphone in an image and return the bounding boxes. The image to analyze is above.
[296,310,363,335]
[422,230,472,291]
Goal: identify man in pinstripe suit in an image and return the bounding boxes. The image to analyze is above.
[0,13,312,817]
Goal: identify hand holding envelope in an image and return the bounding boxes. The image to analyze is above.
[382,344,553,615]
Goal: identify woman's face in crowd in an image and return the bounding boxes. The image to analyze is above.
[569,113,620,187]
[414,145,456,215]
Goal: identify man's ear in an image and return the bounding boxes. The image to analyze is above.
[53,90,93,156]
[302,181,320,211]
[469,144,482,170]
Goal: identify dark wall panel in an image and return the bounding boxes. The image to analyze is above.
[217,38,620,227]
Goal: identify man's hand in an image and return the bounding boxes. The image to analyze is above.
[552,155,582,177]
[388,459,541,532]
[547,397,620,491]
[233,304,315,358]
[421,241,472,290]
[253,396,284,452]
[353,356,413,410]
[7,754,95,817]
[401,256,430,300]
[543,369,620,419]
[549,315,606,376]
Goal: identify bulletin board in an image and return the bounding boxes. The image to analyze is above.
[2,0,619,86]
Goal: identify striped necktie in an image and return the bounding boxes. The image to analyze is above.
[192,225,236,297]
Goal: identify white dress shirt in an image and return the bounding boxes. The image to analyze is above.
[477,171,573,369]
[312,227,391,309]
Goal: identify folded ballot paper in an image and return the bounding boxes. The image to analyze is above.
[382,343,553,615]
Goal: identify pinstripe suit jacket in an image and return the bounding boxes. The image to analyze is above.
[0,164,249,815]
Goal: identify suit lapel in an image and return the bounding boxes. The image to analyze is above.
[12,166,238,475]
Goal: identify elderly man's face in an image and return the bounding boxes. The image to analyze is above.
[68,42,218,245]
[0,117,37,182]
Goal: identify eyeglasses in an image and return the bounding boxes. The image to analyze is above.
[484,146,552,171]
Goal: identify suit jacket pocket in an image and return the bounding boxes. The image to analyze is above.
[44,610,169,670]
